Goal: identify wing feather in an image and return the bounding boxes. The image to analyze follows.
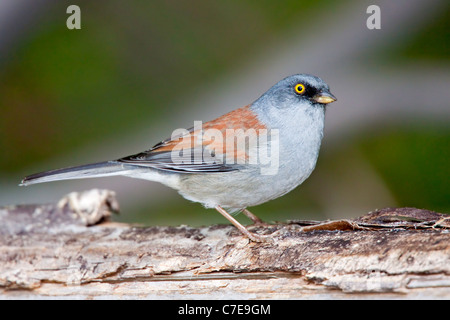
[118,105,266,173]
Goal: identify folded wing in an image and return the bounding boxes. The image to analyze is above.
[118,105,266,173]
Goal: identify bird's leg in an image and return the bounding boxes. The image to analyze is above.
[241,208,265,225]
[215,206,272,243]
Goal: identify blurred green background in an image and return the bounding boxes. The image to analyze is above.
[0,0,448,226]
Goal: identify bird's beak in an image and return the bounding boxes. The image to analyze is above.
[312,91,337,104]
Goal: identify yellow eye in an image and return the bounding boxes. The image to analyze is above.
[295,83,305,94]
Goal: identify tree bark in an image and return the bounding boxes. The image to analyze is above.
[0,189,449,299]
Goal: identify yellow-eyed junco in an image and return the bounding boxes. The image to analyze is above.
[21,74,336,242]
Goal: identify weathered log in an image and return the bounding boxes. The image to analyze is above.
[0,189,449,299]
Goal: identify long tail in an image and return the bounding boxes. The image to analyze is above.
[20,161,129,186]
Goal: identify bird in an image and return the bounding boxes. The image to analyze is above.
[21,74,336,242]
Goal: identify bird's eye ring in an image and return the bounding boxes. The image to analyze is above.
[295,83,305,94]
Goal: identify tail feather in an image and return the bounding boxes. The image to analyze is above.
[20,161,128,186]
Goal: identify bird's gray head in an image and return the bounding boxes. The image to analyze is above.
[253,74,336,111]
